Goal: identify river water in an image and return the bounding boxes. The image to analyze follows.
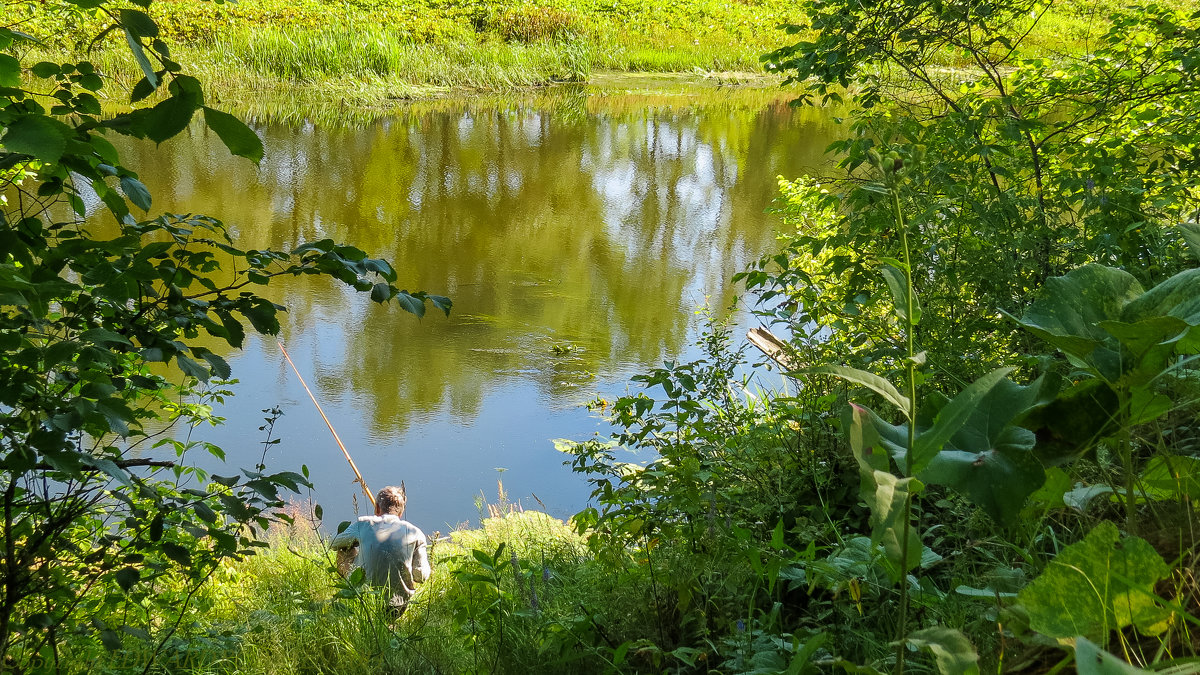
[115,76,840,531]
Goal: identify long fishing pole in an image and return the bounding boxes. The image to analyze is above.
[277,340,375,510]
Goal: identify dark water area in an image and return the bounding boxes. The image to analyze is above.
[107,79,842,532]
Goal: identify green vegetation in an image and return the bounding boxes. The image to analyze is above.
[5,0,1200,672]
[11,0,1169,109]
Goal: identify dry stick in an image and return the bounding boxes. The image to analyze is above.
[277,340,375,510]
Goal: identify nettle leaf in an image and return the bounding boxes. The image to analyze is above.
[1017,521,1171,640]
[2,115,73,162]
[202,107,264,163]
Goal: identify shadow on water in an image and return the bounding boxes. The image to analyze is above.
[109,80,843,530]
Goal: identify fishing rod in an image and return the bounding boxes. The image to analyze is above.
[277,340,376,510]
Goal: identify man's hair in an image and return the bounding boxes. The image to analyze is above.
[376,484,407,517]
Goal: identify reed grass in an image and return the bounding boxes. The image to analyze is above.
[209,25,593,88]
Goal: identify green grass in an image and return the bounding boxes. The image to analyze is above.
[71,506,631,674]
[14,0,1173,112]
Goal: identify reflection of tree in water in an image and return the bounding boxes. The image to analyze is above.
[118,89,837,437]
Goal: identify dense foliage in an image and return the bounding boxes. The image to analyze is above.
[1,1,447,669]
[4,0,1200,672]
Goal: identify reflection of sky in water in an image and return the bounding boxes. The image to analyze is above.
[110,88,840,531]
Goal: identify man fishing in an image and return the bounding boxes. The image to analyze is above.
[330,484,432,612]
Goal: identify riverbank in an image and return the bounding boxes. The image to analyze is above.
[18,0,1134,111]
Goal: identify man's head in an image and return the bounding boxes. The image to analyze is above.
[375,483,407,517]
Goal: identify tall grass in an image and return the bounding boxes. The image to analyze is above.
[210,25,593,88]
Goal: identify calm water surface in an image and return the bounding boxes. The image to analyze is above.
[117,79,840,531]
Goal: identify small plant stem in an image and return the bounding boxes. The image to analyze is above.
[891,187,918,675]
[1119,392,1136,535]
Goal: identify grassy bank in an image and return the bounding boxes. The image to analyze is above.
[63,504,664,674]
[14,0,1147,109]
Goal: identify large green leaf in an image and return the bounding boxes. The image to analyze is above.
[1019,378,1118,466]
[910,367,1013,475]
[905,626,980,675]
[1017,521,1171,640]
[202,107,265,163]
[917,376,1048,525]
[867,470,923,583]
[1016,265,1142,364]
[1121,267,1200,328]
[1178,222,1200,264]
[846,404,921,583]
[142,94,199,144]
[2,115,73,162]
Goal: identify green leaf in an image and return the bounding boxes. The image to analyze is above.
[1178,222,1200,264]
[905,626,980,675]
[175,354,209,381]
[1074,637,1152,674]
[79,328,132,347]
[2,115,73,162]
[202,107,264,163]
[120,9,159,38]
[114,566,140,592]
[1017,521,1171,640]
[1019,378,1118,466]
[804,365,911,418]
[394,292,427,318]
[370,282,392,303]
[161,541,192,568]
[1015,265,1142,367]
[1140,455,1200,500]
[429,294,452,316]
[119,176,152,211]
[123,28,158,90]
[143,94,199,144]
[84,457,133,487]
[867,470,923,583]
[130,76,156,103]
[910,367,1013,476]
[31,61,60,78]
[881,263,921,325]
[0,54,19,87]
